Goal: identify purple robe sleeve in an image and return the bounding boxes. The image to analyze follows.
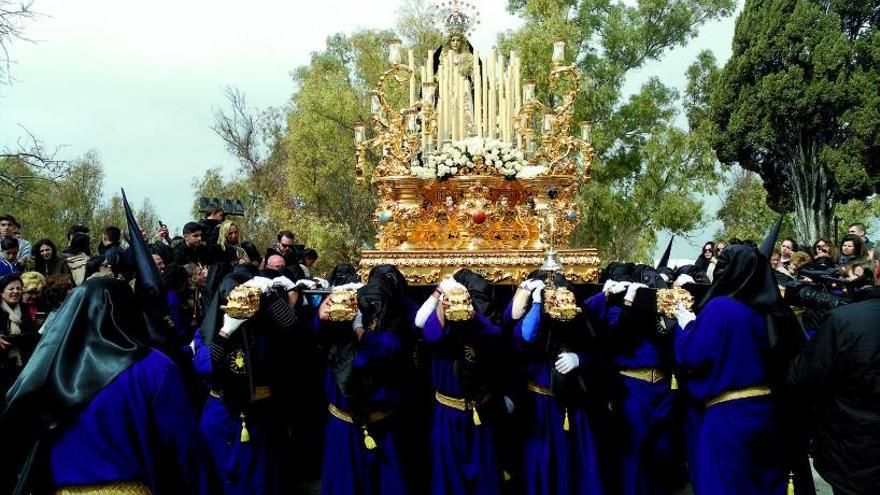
[519,302,542,343]
[353,328,401,369]
[423,311,445,343]
[192,330,211,376]
[674,300,723,370]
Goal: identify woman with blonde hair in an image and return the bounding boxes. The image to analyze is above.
[218,220,250,266]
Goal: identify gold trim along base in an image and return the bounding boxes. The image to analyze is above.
[359,248,600,286]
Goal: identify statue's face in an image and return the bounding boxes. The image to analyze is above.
[445,196,454,207]
[450,36,461,51]
[500,197,509,208]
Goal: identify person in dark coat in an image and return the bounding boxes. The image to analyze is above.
[31,239,71,278]
[0,274,38,396]
[172,222,212,266]
[787,259,880,495]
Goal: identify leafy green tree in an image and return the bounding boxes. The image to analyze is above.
[715,169,797,242]
[709,0,880,244]
[500,0,735,260]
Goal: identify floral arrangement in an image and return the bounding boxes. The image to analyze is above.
[410,137,545,180]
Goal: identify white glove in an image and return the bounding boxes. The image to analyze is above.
[555,352,580,374]
[674,303,696,329]
[314,277,330,289]
[220,314,247,337]
[335,282,364,291]
[414,295,439,329]
[352,311,364,330]
[503,395,515,414]
[624,282,648,303]
[604,280,630,295]
[532,286,543,304]
[438,277,458,293]
[530,280,546,293]
[243,276,273,293]
[673,274,695,288]
[272,276,296,292]
[295,279,317,290]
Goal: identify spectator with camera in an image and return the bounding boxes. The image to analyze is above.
[787,258,880,495]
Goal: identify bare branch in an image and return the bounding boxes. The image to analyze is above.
[0,1,39,84]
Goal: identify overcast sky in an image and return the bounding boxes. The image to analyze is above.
[0,0,739,260]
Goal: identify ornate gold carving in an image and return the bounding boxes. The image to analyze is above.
[544,287,582,321]
[656,288,695,318]
[221,285,261,319]
[359,249,600,286]
[443,287,476,321]
[326,288,359,322]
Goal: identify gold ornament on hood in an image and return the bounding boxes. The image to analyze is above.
[443,286,476,321]
[656,288,694,318]
[544,287,581,321]
[221,285,262,319]
[326,288,360,322]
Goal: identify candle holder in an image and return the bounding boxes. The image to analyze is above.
[552,39,566,66]
[388,38,403,65]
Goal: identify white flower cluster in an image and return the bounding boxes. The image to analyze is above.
[411,137,544,180]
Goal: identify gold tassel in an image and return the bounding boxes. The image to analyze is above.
[362,426,377,450]
[670,374,679,390]
[472,406,482,426]
[563,408,570,431]
[502,471,512,482]
[786,471,795,495]
[239,413,250,443]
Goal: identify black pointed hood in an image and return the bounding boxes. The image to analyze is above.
[122,189,170,347]
[760,214,784,258]
[657,235,674,270]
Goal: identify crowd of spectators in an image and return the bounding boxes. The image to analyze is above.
[0,209,320,399]
[691,222,876,292]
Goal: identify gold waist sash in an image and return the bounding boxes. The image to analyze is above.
[55,481,150,495]
[327,403,393,424]
[527,381,553,396]
[619,368,666,384]
[706,385,772,408]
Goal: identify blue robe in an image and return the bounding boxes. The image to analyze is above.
[515,302,604,495]
[675,296,786,495]
[49,350,209,494]
[193,330,285,495]
[319,320,408,495]
[584,293,676,495]
[423,311,503,495]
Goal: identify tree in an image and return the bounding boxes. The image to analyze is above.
[0,0,36,84]
[499,0,735,260]
[709,0,880,244]
[715,169,797,242]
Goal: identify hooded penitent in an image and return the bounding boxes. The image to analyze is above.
[698,245,806,375]
[329,262,360,287]
[1,278,156,493]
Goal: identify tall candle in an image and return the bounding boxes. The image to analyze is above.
[427,54,433,83]
[482,62,489,138]
[473,50,481,137]
[488,48,496,140]
[458,74,465,140]
[409,49,416,107]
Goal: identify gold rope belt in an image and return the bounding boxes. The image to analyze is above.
[55,481,150,495]
[209,385,271,401]
[619,368,666,384]
[527,381,553,396]
[327,403,393,425]
[434,391,487,426]
[706,385,772,408]
[526,381,573,431]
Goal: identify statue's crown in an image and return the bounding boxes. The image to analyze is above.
[433,0,479,36]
